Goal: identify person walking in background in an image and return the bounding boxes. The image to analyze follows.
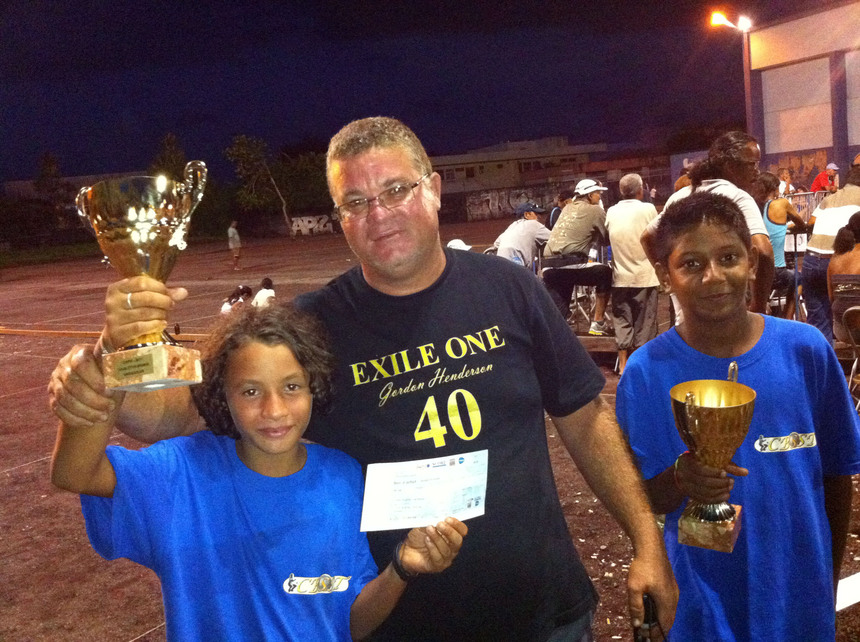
[251,277,276,308]
[227,220,242,270]
[604,174,659,374]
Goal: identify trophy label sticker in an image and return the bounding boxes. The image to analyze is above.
[114,354,156,379]
[754,431,817,453]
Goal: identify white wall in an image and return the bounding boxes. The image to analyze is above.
[762,58,833,153]
[847,50,860,145]
[750,1,860,70]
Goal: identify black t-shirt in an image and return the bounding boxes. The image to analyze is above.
[297,249,605,640]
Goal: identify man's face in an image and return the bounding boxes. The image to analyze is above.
[329,146,444,292]
[586,191,602,205]
[724,142,761,193]
[827,168,837,178]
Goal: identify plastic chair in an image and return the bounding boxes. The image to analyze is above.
[842,306,860,411]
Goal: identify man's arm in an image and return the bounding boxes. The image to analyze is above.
[824,474,853,600]
[48,276,203,443]
[51,376,123,497]
[750,234,774,313]
[550,396,678,634]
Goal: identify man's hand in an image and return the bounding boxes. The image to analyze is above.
[48,345,114,428]
[627,546,679,638]
[104,276,187,351]
[399,517,468,575]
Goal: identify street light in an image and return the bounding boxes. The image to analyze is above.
[711,11,754,132]
[711,11,752,32]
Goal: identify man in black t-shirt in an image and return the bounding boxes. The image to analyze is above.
[50,117,678,641]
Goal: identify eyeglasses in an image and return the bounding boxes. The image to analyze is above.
[334,174,429,220]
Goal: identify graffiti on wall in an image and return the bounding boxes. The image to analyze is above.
[290,215,334,236]
[464,186,572,221]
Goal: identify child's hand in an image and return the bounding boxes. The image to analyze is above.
[399,517,468,575]
[675,452,748,504]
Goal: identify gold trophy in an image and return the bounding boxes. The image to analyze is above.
[76,161,207,391]
[670,362,755,553]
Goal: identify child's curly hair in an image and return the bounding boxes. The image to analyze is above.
[190,303,335,439]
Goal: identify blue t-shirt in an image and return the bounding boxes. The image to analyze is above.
[617,316,860,641]
[81,435,377,641]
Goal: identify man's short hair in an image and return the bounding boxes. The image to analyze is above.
[326,117,432,194]
[846,166,860,187]
[558,189,574,201]
[619,173,643,200]
[654,192,751,265]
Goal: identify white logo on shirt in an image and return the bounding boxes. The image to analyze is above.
[754,432,817,453]
[283,573,351,595]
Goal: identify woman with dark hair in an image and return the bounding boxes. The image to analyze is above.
[827,210,860,343]
[753,172,806,319]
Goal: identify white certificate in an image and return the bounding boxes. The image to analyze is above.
[360,450,488,532]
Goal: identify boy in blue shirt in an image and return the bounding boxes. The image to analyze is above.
[618,191,860,641]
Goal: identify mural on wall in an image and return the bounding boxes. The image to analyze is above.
[464,185,575,222]
[766,149,832,192]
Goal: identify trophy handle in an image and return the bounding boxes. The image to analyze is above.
[76,186,93,229]
[727,361,738,383]
[681,392,699,452]
[182,161,208,204]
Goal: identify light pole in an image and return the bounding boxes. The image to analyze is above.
[711,11,754,134]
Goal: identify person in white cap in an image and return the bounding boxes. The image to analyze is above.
[446,238,472,251]
[811,162,839,193]
[543,178,612,335]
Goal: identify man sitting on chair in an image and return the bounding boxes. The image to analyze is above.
[543,178,612,335]
[493,201,550,270]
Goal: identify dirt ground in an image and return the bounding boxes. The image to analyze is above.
[3,218,860,640]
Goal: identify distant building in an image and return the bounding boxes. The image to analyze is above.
[3,171,146,201]
[745,0,860,187]
[431,137,670,222]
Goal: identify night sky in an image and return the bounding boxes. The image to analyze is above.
[1,0,821,183]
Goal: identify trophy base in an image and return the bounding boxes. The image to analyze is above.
[678,504,742,553]
[103,344,202,392]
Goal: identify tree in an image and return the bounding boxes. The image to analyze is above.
[149,133,187,180]
[33,152,78,234]
[279,151,329,212]
[224,135,292,233]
